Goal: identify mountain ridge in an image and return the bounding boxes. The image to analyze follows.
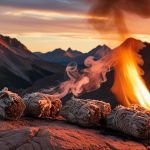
[0,34,64,89]
[34,45,111,65]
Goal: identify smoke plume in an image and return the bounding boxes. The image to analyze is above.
[43,47,114,99]
[88,0,150,39]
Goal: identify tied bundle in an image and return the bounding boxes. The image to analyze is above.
[23,92,62,118]
[60,97,111,127]
[107,105,150,139]
[0,88,25,120]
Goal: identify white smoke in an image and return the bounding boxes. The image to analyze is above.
[42,47,116,99]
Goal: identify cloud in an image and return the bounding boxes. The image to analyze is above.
[88,0,150,39]
[0,0,150,52]
[0,0,88,14]
[0,8,89,34]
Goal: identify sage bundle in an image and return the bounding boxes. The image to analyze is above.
[60,97,111,127]
[0,88,25,120]
[107,105,150,139]
[23,92,62,118]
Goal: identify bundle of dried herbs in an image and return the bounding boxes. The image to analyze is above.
[107,105,150,139]
[23,92,61,118]
[0,88,25,120]
[60,97,111,127]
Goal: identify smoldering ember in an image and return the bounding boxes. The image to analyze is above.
[0,0,150,150]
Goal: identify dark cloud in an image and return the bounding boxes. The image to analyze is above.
[88,0,150,38]
[0,0,88,14]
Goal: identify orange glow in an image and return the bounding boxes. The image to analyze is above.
[111,38,150,109]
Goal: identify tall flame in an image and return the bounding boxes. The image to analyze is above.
[111,38,150,109]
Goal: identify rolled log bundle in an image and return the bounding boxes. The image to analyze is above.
[60,97,111,127]
[107,105,150,139]
[0,88,25,120]
[23,92,62,118]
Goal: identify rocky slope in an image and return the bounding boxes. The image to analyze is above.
[0,118,147,150]
[0,34,36,59]
[0,34,64,89]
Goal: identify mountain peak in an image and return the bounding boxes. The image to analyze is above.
[66,47,83,58]
[87,44,110,57]
[52,48,65,53]
[67,47,71,50]
[0,34,36,58]
[0,34,27,50]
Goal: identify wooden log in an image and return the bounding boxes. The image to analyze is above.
[107,105,150,139]
[0,88,25,120]
[60,97,111,127]
[23,92,62,118]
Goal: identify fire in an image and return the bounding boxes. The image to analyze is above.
[111,38,150,109]
[48,38,150,110]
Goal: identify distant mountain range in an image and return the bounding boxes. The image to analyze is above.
[0,34,64,89]
[0,34,111,90]
[34,45,111,66]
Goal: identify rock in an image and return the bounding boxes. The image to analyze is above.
[0,88,25,120]
[60,97,111,127]
[0,118,147,150]
[23,92,62,118]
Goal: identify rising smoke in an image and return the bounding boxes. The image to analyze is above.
[88,0,150,39]
[45,49,114,99]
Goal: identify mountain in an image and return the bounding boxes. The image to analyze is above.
[0,35,37,59]
[34,48,84,66]
[65,48,83,58]
[34,45,111,66]
[75,45,111,65]
[0,34,64,89]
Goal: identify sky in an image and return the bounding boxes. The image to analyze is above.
[0,0,150,52]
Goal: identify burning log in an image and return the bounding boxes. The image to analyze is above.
[60,97,111,127]
[107,105,150,139]
[0,88,25,120]
[23,92,62,118]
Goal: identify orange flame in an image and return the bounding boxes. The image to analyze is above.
[111,38,150,109]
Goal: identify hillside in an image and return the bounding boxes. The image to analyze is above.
[0,34,64,89]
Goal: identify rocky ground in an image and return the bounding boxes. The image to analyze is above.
[0,117,148,150]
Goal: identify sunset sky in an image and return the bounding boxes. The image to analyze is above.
[0,0,150,52]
